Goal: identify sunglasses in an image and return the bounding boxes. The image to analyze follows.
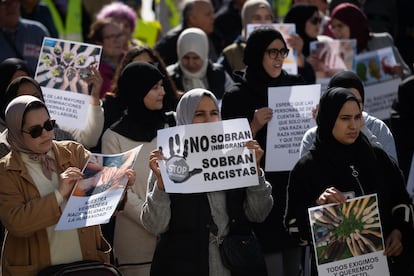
[22,119,55,138]
[310,17,322,25]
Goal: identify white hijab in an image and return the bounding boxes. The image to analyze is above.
[177,27,209,91]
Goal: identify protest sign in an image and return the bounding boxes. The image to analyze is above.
[56,145,141,230]
[308,194,389,276]
[157,118,258,193]
[247,23,297,74]
[35,37,102,129]
[265,84,320,171]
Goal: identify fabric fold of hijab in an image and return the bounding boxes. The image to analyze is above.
[5,95,56,180]
[111,61,165,141]
[176,88,219,126]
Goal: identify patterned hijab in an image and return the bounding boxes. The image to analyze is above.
[176,88,219,126]
[6,95,56,179]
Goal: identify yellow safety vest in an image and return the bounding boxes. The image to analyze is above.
[155,0,180,28]
[42,0,83,42]
[273,0,292,22]
[133,18,161,47]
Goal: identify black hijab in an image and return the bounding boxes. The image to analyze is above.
[111,62,165,141]
[327,70,365,103]
[284,3,319,57]
[314,87,379,194]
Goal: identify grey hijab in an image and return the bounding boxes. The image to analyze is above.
[176,88,219,125]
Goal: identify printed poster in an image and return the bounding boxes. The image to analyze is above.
[310,39,357,90]
[308,194,389,276]
[246,23,298,74]
[35,37,102,129]
[157,118,259,193]
[265,84,321,171]
[55,145,142,230]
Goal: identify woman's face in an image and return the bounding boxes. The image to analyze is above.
[262,39,286,78]
[332,100,363,145]
[22,108,54,153]
[17,82,43,99]
[101,23,126,58]
[305,11,322,39]
[181,52,203,73]
[143,79,165,110]
[249,7,273,24]
[192,96,220,124]
[330,18,350,39]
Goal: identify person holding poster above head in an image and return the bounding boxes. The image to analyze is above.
[0,95,135,276]
[285,87,414,276]
[221,27,306,276]
[141,88,273,276]
[329,2,411,79]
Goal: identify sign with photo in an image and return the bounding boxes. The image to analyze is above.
[35,37,102,129]
[308,194,389,276]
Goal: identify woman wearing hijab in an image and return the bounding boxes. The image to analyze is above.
[300,70,397,161]
[0,95,135,276]
[285,87,414,275]
[329,2,411,78]
[167,27,234,102]
[141,88,273,276]
[0,58,31,132]
[101,62,176,276]
[221,27,306,275]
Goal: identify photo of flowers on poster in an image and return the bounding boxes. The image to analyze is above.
[35,37,102,94]
[308,194,389,276]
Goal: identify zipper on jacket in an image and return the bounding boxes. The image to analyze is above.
[349,165,365,195]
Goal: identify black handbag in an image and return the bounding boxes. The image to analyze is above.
[219,232,267,275]
[218,189,267,276]
[37,260,123,276]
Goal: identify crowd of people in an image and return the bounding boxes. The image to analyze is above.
[0,0,413,275]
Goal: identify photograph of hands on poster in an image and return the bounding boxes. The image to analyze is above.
[35,38,102,94]
[309,194,384,265]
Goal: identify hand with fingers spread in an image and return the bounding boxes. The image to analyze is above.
[59,167,83,199]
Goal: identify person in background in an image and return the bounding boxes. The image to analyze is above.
[285,87,414,275]
[0,0,49,73]
[141,88,273,275]
[1,70,104,150]
[167,27,234,103]
[20,0,59,38]
[0,95,134,275]
[0,58,32,132]
[300,70,397,162]
[101,62,176,275]
[88,18,126,98]
[329,2,411,79]
[221,27,306,276]
[103,45,181,134]
[154,0,219,66]
[214,0,246,51]
[96,1,143,51]
[218,0,274,78]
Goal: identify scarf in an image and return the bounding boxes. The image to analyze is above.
[29,153,56,180]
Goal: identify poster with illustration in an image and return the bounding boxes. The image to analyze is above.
[157,118,258,193]
[35,37,102,129]
[308,194,390,276]
[265,84,320,171]
[246,23,297,74]
[56,145,142,230]
[355,47,399,85]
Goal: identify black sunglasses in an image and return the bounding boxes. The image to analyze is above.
[22,119,56,138]
[310,16,322,25]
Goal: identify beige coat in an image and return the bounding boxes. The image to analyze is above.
[0,141,110,276]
